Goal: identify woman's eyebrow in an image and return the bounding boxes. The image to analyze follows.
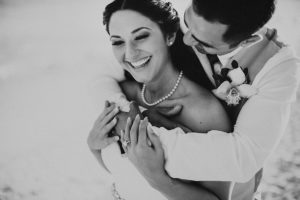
[110,27,151,39]
[110,35,121,39]
[131,27,151,34]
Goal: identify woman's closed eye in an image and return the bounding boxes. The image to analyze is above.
[135,34,149,41]
[111,40,124,46]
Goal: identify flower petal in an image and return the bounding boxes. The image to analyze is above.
[212,81,231,100]
[237,84,258,98]
[227,67,246,85]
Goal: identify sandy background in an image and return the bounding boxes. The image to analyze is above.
[0,0,299,199]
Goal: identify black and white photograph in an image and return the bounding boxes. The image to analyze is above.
[0,0,300,200]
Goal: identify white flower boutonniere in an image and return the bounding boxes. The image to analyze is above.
[212,61,258,106]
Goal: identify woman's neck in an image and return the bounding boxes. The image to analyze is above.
[143,62,181,101]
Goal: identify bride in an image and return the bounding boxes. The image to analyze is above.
[88,0,233,199]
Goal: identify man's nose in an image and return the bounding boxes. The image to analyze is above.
[183,30,197,47]
[125,42,139,61]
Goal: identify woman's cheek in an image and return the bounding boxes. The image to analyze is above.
[112,48,123,64]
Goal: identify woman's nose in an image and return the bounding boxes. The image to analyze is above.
[183,30,197,47]
[125,42,139,61]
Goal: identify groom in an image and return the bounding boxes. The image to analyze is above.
[94,0,299,199]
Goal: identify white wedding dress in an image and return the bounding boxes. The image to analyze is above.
[102,142,168,200]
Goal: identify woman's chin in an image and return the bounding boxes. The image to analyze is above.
[133,76,149,84]
[130,70,151,83]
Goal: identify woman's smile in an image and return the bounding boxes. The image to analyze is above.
[109,10,173,83]
[126,56,152,69]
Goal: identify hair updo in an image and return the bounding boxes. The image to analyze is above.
[103,0,180,37]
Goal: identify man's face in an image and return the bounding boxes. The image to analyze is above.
[183,5,238,55]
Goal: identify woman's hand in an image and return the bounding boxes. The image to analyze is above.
[87,101,120,151]
[121,116,167,187]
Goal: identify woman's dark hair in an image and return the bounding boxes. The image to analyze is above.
[192,0,276,45]
[103,0,214,90]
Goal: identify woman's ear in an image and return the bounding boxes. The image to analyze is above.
[166,32,177,46]
[239,34,263,48]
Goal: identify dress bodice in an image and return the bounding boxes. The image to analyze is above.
[102,143,168,200]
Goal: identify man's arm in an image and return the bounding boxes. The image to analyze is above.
[151,175,224,200]
[124,117,227,200]
[155,54,299,182]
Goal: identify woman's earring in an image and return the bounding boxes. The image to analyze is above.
[168,41,173,46]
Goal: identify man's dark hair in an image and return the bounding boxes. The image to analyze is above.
[192,0,276,44]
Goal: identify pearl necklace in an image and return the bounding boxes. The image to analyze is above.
[141,71,183,107]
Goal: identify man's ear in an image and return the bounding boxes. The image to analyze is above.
[166,32,177,46]
[239,34,263,48]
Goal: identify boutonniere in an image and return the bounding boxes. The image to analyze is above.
[212,60,258,106]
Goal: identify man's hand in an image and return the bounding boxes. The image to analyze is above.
[143,108,191,133]
[122,115,167,187]
[155,99,183,116]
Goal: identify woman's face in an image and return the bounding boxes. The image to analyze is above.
[108,10,171,83]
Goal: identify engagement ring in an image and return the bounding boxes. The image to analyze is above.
[122,139,130,147]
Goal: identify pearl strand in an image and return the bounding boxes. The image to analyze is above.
[141,71,183,107]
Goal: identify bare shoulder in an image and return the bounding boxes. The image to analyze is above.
[177,78,231,133]
[119,80,141,101]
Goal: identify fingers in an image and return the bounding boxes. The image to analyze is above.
[124,117,132,143]
[100,106,119,126]
[159,104,183,116]
[105,100,110,107]
[87,126,119,150]
[138,117,148,147]
[156,99,178,107]
[121,130,128,154]
[129,115,140,145]
[157,104,183,116]
[178,125,192,133]
[147,126,162,151]
[96,102,116,124]
[105,135,120,147]
[102,117,118,133]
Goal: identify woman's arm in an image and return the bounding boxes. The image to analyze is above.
[87,101,120,172]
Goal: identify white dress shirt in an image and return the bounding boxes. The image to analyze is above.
[153,46,300,182]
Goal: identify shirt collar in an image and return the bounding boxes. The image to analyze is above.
[218,46,243,66]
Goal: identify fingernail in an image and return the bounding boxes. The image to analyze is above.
[114,136,119,141]
[147,139,152,147]
[113,117,117,123]
[135,115,140,120]
[114,107,119,113]
[127,117,131,123]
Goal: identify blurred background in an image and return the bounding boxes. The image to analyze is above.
[0,0,299,199]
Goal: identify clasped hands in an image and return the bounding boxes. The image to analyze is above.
[87,100,186,186]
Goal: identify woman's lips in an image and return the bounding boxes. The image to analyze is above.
[127,56,151,69]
